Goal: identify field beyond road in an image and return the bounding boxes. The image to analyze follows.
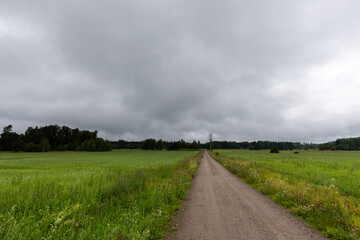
[216,150,360,198]
[212,150,360,239]
[0,149,201,239]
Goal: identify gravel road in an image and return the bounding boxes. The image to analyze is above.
[165,150,326,240]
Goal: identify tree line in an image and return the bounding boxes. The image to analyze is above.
[318,137,360,151]
[0,125,112,152]
[111,139,317,150]
[1,124,328,152]
[111,139,201,150]
[204,141,317,150]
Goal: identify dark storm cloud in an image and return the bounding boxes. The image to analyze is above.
[1,0,360,142]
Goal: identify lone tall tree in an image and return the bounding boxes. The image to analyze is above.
[209,133,213,151]
[3,125,12,134]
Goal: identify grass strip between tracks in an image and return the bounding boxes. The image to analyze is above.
[210,151,360,240]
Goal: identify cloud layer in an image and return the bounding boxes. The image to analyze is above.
[1,0,360,142]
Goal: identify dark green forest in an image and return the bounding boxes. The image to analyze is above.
[2,124,359,152]
[0,125,111,152]
[209,140,317,150]
[112,138,201,150]
[111,139,317,150]
[319,137,360,150]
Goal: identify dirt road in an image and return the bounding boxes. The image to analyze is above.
[165,150,325,240]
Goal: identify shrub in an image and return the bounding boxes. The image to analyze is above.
[270,147,280,153]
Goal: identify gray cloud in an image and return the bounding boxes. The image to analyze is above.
[1,0,360,142]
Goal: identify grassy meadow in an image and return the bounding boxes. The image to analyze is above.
[0,150,202,239]
[211,150,360,239]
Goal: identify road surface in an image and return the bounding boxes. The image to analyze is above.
[165,150,325,240]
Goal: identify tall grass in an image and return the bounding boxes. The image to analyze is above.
[211,150,360,240]
[0,150,202,239]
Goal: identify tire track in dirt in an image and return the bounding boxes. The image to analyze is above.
[165,150,326,240]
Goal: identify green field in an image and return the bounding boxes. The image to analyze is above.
[211,150,360,239]
[216,150,360,198]
[0,150,201,239]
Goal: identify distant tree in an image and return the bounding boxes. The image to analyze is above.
[249,141,258,150]
[40,138,51,152]
[166,141,176,150]
[166,140,187,150]
[78,138,111,151]
[3,125,13,134]
[318,144,326,151]
[73,133,81,151]
[209,133,213,151]
[94,138,103,151]
[190,140,199,150]
[270,146,280,153]
[156,139,164,150]
[25,142,40,152]
[104,140,112,151]
[13,138,25,152]
[0,126,19,151]
[179,139,187,149]
[143,138,157,150]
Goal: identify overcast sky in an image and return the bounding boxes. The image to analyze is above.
[1,1,360,143]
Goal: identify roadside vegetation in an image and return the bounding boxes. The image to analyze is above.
[210,150,360,240]
[0,150,202,239]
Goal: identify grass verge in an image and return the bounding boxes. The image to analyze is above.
[210,151,360,240]
[0,151,202,239]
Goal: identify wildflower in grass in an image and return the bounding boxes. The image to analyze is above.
[115,229,129,240]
